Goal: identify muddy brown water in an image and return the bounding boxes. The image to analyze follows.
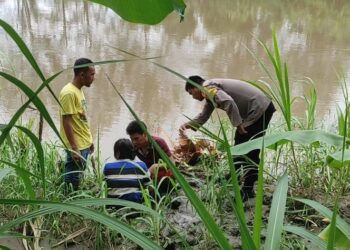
[0,0,349,161]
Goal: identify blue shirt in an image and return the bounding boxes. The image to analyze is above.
[103,160,150,203]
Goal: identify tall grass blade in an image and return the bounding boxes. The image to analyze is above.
[215,114,256,250]
[253,135,265,248]
[327,201,338,250]
[0,19,45,80]
[243,43,276,85]
[284,225,327,249]
[0,71,63,147]
[106,75,233,249]
[0,72,59,137]
[0,161,36,199]
[15,125,46,196]
[183,115,225,144]
[0,198,159,233]
[264,172,288,249]
[0,18,58,102]
[0,124,15,153]
[248,33,293,131]
[0,199,161,249]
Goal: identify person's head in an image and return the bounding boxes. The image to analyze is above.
[113,138,135,160]
[185,75,206,101]
[126,120,148,149]
[73,58,95,88]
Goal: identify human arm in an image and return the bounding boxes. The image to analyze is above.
[214,90,248,134]
[179,101,215,133]
[62,115,81,161]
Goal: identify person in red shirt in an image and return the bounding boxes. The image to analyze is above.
[126,120,175,196]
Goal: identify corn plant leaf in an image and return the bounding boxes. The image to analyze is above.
[327,203,338,250]
[0,245,11,250]
[87,0,186,24]
[284,225,327,249]
[253,135,265,249]
[319,224,350,249]
[326,150,350,169]
[0,72,60,138]
[0,168,13,183]
[264,172,288,249]
[232,130,348,156]
[294,198,350,241]
[0,19,45,81]
[0,71,63,148]
[0,199,161,250]
[0,19,59,104]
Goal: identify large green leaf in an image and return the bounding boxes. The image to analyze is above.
[319,224,350,249]
[264,173,288,249]
[294,198,350,241]
[232,130,348,156]
[284,225,327,249]
[88,0,186,24]
[326,150,350,169]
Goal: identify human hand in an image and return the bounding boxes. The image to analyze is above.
[179,123,190,133]
[71,148,81,163]
[89,143,95,154]
[148,164,158,178]
[148,163,168,179]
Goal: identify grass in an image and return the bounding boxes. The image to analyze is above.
[0,17,350,249]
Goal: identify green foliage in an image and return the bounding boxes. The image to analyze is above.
[284,225,327,249]
[1,2,350,248]
[0,199,162,250]
[246,32,293,131]
[264,173,288,249]
[232,130,348,156]
[326,150,350,169]
[87,0,186,24]
[106,74,234,250]
[319,224,350,249]
[294,198,350,241]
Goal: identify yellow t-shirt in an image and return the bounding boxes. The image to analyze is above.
[59,83,93,150]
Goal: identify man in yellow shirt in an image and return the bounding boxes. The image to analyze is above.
[60,58,95,191]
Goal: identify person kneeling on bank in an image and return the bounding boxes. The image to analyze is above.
[103,139,150,206]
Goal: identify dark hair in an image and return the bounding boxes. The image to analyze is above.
[126,120,147,135]
[114,138,135,160]
[74,58,93,76]
[185,75,206,92]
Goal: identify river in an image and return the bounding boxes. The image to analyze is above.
[0,0,349,160]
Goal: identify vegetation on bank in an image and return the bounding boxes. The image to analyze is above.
[0,1,350,249]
